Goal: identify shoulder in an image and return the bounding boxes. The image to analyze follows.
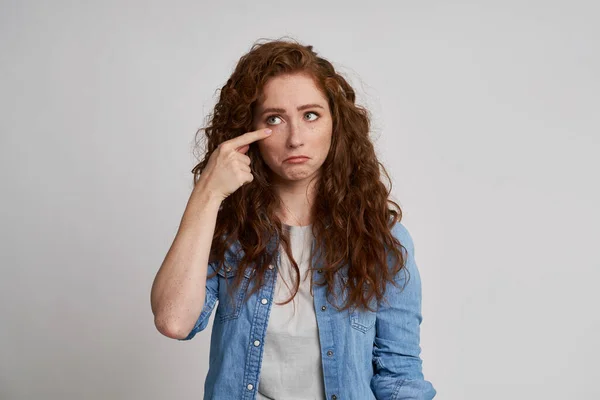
[388,220,421,285]
[390,220,415,254]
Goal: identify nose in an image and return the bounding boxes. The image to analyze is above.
[286,118,305,149]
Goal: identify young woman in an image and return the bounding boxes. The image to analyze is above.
[150,38,436,400]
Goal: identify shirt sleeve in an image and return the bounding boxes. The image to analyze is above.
[178,261,220,341]
[370,223,436,399]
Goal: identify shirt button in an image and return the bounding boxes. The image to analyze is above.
[318,269,323,273]
[331,395,337,400]
[253,340,260,347]
[327,350,334,357]
[321,305,326,311]
[268,264,274,270]
[247,384,254,390]
[261,298,268,305]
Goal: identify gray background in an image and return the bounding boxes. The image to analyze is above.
[1,0,598,399]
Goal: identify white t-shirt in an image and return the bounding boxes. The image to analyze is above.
[257,224,326,400]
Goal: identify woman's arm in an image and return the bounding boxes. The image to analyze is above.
[150,176,222,340]
[370,223,436,400]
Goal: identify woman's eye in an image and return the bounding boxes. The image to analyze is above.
[305,111,319,121]
[266,115,282,125]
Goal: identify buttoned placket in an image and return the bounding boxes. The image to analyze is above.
[311,237,340,400]
[241,247,280,399]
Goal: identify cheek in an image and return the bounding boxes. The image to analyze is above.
[317,129,333,153]
[257,140,276,162]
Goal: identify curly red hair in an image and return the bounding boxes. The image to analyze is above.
[191,37,409,312]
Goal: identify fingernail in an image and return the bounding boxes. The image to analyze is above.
[265,129,272,134]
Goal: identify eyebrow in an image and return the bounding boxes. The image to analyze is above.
[259,103,325,116]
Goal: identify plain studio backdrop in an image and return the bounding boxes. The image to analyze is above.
[1,1,598,399]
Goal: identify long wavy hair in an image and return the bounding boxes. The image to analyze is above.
[191,37,409,313]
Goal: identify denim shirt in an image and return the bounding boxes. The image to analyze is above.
[180,221,436,400]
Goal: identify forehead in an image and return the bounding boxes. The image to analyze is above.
[258,73,327,106]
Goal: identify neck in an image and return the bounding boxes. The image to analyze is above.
[272,176,318,227]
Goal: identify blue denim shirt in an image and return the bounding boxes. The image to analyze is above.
[180,221,436,400]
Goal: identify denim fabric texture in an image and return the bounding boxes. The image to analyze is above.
[180,221,436,400]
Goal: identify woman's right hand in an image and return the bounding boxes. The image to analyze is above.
[198,128,272,201]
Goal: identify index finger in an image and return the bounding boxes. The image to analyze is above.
[227,128,272,150]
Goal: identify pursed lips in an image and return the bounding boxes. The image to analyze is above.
[284,155,309,161]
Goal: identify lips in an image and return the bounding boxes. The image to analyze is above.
[284,156,309,161]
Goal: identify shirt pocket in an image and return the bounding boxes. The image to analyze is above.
[215,256,254,322]
[341,275,378,333]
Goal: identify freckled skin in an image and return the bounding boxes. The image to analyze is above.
[252,73,333,186]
